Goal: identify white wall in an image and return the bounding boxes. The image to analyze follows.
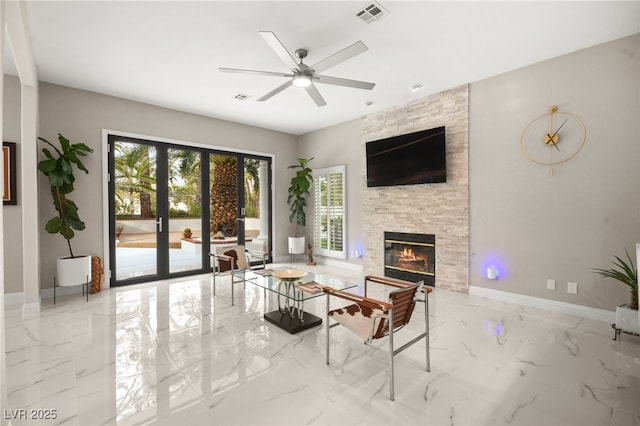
[469,34,640,310]
[299,34,639,311]
[2,76,22,294]
[298,119,363,266]
[37,82,298,288]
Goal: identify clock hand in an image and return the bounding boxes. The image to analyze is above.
[549,119,567,140]
[546,119,567,151]
[546,133,560,151]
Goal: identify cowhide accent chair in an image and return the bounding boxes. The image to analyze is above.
[324,275,432,401]
[209,245,267,305]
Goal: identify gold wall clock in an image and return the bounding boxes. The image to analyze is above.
[520,106,586,175]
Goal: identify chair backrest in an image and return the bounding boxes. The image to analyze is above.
[373,282,421,339]
[215,245,248,270]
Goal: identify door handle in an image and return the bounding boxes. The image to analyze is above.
[237,217,245,222]
[156,217,163,232]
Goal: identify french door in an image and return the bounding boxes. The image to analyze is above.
[108,135,272,286]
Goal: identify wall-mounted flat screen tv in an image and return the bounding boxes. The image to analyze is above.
[366,126,446,187]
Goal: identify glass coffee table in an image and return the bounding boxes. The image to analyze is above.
[233,266,358,334]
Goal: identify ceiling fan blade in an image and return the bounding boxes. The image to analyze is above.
[315,75,375,90]
[257,80,294,102]
[305,83,327,107]
[219,67,294,78]
[259,31,299,71]
[311,41,368,74]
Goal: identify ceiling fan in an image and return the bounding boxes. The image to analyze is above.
[219,31,376,107]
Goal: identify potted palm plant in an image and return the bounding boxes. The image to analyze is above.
[287,157,313,255]
[593,248,639,333]
[38,134,94,287]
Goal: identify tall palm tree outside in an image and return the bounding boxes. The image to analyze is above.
[114,142,156,217]
[113,144,267,281]
[244,158,260,218]
[210,155,238,236]
[168,149,201,217]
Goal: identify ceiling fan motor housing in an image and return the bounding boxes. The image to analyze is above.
[219,31,374,107]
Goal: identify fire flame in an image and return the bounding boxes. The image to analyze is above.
[399,247,426,263]
[400,247,415,261]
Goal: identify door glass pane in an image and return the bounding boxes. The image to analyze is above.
[209,154,239,249]
[114,142,157,280]
[244,158,269,255]
[168,148,203,273]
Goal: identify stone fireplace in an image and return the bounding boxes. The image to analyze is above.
[362,85,469,293]
[384,232,435,286]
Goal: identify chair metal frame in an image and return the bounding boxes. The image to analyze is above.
[209,246,268,305]
[324,275,431,401]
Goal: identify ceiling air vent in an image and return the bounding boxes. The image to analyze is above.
[234,93,251,101]
[356,2,388,24]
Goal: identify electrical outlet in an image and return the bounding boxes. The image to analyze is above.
[547,279,556,290]
[567,282,578,294]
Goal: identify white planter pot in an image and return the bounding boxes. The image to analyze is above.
[288,236,306,255]
[57,255,92,287]
[637,243,640,308]
[615,304,640,334]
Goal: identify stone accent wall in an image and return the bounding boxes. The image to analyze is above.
[362,85,469,292]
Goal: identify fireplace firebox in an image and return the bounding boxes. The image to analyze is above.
[384,232,435,286]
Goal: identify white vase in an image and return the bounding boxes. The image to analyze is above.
[615,304,640,334]
[288,236,306,255]
[57,255,92,287]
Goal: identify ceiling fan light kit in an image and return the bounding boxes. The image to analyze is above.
[220,31,376,107]
[292,75,312,88]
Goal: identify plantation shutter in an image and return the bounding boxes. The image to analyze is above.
[312,165,346,259]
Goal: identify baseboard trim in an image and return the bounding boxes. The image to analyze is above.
[4,286,86,307]
[468,286,615,323]
[273,255,363,272]
[4,292,23,306]
[22,300,41,316]
[314,257,363,272]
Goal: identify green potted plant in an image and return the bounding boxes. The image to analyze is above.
[38,133,94,287]
[183,227,192,239]
[593,248,639,333]
[287,157,313,255]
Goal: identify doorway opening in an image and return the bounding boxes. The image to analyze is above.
[108,134,272,286]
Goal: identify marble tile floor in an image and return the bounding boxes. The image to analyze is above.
[2,262,639,426]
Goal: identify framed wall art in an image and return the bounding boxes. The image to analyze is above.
[3,142,17,205]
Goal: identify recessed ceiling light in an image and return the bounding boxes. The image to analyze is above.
[409,84,423,93]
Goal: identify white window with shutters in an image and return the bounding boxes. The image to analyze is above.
[312,165,346,259]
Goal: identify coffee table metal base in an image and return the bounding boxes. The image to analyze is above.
[264,309,322,334]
